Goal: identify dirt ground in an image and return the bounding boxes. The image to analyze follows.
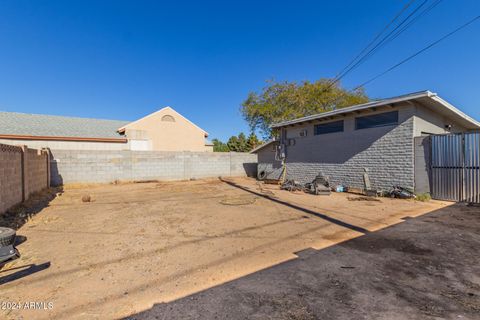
[129,200,480,320]
[0,177,468,319]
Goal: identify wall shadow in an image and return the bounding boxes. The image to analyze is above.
[242,162,258,177]
[0,186,63,230]
[422,136,433,193]
[0,262,50,285]
[124,203,478,320]
[220,178,369,234]
[49,152,63,186]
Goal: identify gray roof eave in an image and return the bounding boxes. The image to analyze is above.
[270,91,434,128]
[250,139,277,153]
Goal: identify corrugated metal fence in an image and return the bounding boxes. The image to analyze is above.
[431,132,480,203]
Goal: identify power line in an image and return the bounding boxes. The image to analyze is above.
[354,15,480,89]
[331,0,418,84]
[330,0,431,87]
[369,0,443,56]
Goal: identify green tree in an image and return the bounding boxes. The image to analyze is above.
[237,132,247,152]
[246,132,261,151]
[241,79,369,138]
[212,138,229,152]
[227,135,240,152]
[217,133,263,153]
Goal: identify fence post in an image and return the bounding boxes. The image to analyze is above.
[43,148,51,188]
[20,145,27,202]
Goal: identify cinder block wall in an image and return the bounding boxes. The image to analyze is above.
[25,148,49,198]
[258,105,416,191]
[0,144,49,214]
[49,150,257,185]
[286,118,415,190]
[0,145,23,213]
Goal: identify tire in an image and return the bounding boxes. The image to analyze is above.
[257,170,267,180]
[0,228,16,247]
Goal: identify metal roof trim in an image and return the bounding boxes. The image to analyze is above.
[270,91,434,128]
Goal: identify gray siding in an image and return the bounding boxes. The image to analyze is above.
[257,101,474,193]
[413,104,467,136]
[261,104,416,191]
[257,142,283,180]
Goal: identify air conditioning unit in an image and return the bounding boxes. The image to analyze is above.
[299,129,307,137]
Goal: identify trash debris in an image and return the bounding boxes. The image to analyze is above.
[257,170,268,180]
[363,168,377,197]
[280,173,331,195]
[335,185,345,192]
[387,186,416,199]
[308,173,331,195]
[81,195,92,202]
[280,179,303,192]
[304,181,331,195]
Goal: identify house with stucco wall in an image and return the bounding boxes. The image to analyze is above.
[0,107,213,152]
[252,91,480,193]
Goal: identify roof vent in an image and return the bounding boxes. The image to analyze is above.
[161,115,175,122]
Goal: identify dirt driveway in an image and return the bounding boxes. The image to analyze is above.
[0,177,452,319]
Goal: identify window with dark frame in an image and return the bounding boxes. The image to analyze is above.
[355,111,398,130]
[314,120,344,135]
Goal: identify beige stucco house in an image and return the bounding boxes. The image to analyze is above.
[118,107,212,152]
[0,107,213,152]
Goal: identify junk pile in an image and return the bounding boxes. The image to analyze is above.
[385,186,416,199]
[276,168,416,199]
[281,174,331,195]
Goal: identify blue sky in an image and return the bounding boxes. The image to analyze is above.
[0,0,479,141]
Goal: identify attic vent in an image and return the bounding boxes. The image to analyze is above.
[161,115,175,122]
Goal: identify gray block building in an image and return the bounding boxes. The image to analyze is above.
[252,91,480,193]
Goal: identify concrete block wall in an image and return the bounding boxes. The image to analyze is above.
[0,144,49,214]
[25,148,50,198]
[0,144,23,214]
[257,142,283,180]
[285,117,415,191]
[50,150,257,185]
[258,105,416,191]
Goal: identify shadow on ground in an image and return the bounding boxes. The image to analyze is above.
[0,262,51,285]
[220,178,370,234]
[0,187,63,230]
[126,203,480,320]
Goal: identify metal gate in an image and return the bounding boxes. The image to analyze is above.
[431,132,480,203]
